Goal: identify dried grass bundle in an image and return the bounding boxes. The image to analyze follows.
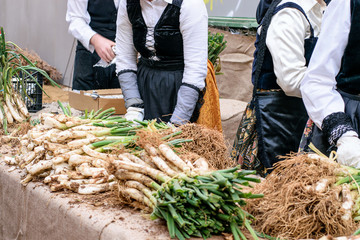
[178,123,234,170]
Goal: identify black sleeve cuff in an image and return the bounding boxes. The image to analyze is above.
[117,69,137,77]
[321,112,355,146]
[181,83,201,93]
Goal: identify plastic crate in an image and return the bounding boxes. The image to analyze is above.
[12,71,43,113]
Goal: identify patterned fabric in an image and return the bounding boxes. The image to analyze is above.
[298,118,315,152]
[231,102,264,175]
[196,60,222,131]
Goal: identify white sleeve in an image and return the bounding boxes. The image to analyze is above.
[115,0,138,74]
[66,0,96,52]
[179,0,208,90]
[266,7,309,98]
[300,0,351,128]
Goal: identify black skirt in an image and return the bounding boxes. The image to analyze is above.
[137,57,184,123]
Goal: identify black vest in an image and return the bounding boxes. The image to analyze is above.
[252,2,317,90]
[336,0,360,94]
[88,0,117,41]
[126,0,184,62]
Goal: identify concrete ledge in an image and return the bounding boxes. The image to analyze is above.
[220,98,248,146]
[0,163,224,240]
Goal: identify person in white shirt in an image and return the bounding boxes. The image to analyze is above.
[300,0,360,168]
[231,0,327,176]
[66,0,121,90]
[115,0,208,125]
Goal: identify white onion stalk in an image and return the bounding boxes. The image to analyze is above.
[13,92,29,117]
[68,154,94,167]
[341,184,353,221]
[53,163,71,175]
[27,142,35,151]
[5,94,23,122]
[77,182,114,195]
[0,104,4,124]
[52,149,83,164]
[52,130,90,142]
[26,160,53,175]
[70,125,107,132]
[44,141,67,152]
[120,153,152,168]
[43,116,67,130]
[20,151,36,167]
[150,155,178,177]
[67,136,100,149]
[44,174,69,184]
[92,159,110,169]
[82,145,116,162]
[34,146,45,155]
[118,187,153,208]
[125,180,156,205]
[70,178,108,185]
[158,143,192,173]
[76,163,108,178]
[115,169,156,188]
[39,113,55,123]
[3,104,13,124]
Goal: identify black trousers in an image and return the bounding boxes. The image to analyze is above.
[72,42,120,90]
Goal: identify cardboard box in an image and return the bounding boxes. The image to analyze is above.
[69,88,126,115]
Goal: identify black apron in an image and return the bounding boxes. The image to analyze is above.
[126,0,202,123]
[252,1,317,172]
[72,0,120,90]
[304,91,360,156]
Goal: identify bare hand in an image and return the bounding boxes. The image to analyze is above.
[90,34,115,63]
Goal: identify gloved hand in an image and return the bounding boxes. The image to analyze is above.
[170,84,199,125]
[336,134,360,168]
[125,107,144,122]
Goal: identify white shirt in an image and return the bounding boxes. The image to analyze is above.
[300,0,351,129]
[265,0,325,97]
[115,0,208,90]
[66,0,120,52]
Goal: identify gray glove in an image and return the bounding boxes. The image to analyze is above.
[118,71,143,108]
[170,84,199,125]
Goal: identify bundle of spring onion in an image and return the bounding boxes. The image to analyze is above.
[208,31,227,74]
[4,107,164,194]
[244,148,360,239]
[111,144,263,240]
[0,27,59,134]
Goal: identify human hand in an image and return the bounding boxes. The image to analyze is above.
[125,107,144,123]
[90,34,115,63]
[336,135,360,168]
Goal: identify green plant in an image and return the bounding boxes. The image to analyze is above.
[0,27,60,134]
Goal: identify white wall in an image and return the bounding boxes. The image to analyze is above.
[0,0,75,86]
[205,0,259,18]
